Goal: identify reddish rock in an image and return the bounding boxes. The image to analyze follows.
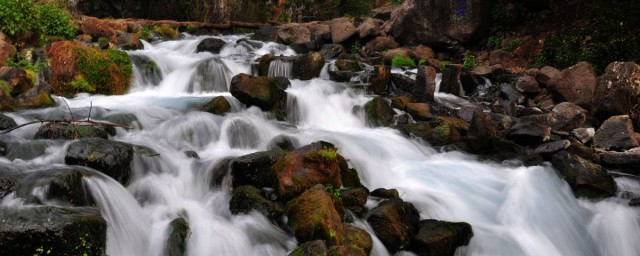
[593,115,639,150]
[229,73,288,111]
[80,16,126,39]
[515,75,540,94]
[285,184,345,246]
[405,103,432,121]
[292,52,325,80]
[370,65,392,95]
[467,108,502,154]
[536,66,560,86]
[277,24,312,45]
[0,67,34,97]
[593,62,640,128]
[357,18,381,39]
[365,36,399,53]
[413,65,437,102]
[330,18,357,44]
[382,48,413,65]
[367,199,420,253]
[440,65,462,96]
[489,50,512,66]
[414,45,435,61]
[344,225,373,254]
[0,39,16,67]
[547,62,597,108]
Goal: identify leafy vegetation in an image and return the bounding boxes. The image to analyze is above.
[0,80,10,96]
[325,183,341,198]
[0,0,75,44]
[463,51,477,69]
[391,55,416,69]
[70,74,94,92]
[76,48,132,95]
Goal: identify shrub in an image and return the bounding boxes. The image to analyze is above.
[463,51,477,69]
[0,0,75,44]
[33,2,75,39]
[391,55,416,69]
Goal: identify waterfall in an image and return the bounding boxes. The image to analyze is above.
[268,59,293,78]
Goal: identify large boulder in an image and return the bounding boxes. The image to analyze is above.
[364,36,399,53]
[0,113,17,130]
[466,108,501,154]
[551,151,617,198]
[196,38,227,54]
[0,206,107,256]
[292,52,325,80]
[65,138,134,184]
[593,62,640,128]
[412,65,437,102]
[547,62,597,108]
[34,123,110,140]
[272,141,342,200]
[230,150,288,188]
[600,150,640,174]
[230,73,288,112]
[285,184,345,246]
[229,185,284,220]
[593,115,639,150]
[277,24,312,45]
[364,96,395,127]
[344,225,373,254]
[387,0,493,46]
[164,217,190,256]
[15,166,96,207]
[357,18,381,39]
[401,121,463,147]
[330,18,357,44]
[409,220,473,256]
[440,65,462,95]
[367,198,420,253]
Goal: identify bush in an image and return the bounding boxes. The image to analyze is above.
[34,2,75,39]
[0,0,75,44]
[463,51,477,69]
[391,55,416,69]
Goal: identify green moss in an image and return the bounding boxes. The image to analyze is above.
[153,25,178,39]
[76,48,132,95]
[0,80,11,95]
[70,74,94,92]
[462,51,477,69]
[391,55,416,69]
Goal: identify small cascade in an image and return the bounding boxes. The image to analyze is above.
[267,59,293,78]
[188,57,232,92]
[130,54,163,87]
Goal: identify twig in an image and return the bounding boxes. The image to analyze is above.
[62,98,75,120]
[0,119,133,135]
[87,101,92,122]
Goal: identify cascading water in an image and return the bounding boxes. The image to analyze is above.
[1,34,640,256]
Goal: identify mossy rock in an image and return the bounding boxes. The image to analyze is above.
[15,166,96,207]
[164,217,190,256]
[551,151,617,198]
[344,225,373,254]
[34,123,110,140]
[200,96,231,116]
[285,184,345,246]
[364,96,395,127]
[229,185,284,220]
[409,220,473,256]
[64,138,135,185]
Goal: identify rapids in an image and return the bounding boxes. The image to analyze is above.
[2,34,640,256]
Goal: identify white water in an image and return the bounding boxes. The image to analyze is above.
[1,35,640,256]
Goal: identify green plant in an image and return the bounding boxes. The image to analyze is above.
[0,0,75,44]
[391,55,416,69]
[0,80,10,95]
[350,42,361,54]
[70,74,94,92]
[418,59,426,66]
[462,51,477,69]
[76,48,132,95]
[487,35,503,50]
[504,39,519,52]
[33,245,52,256]
[319,147,338,160]
[33,2,75,39]
[325,183,341,198]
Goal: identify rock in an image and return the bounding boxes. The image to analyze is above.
[600,149,640,173]
[65,138,134,185]
[230,150,288,188]
[370,65,391,95]
[405,103,433,121]
[440,65,462,95]
[547,62,597,108]
[571,128,596,145]
[551,151,617,198]
[15,166,96,207]
[257,54,276,77]
[388,0,492,45]
[536,66,560,86]
[506,122,551,145]
[285,184,345,246]
[165,217,190,256]
[328,246,366,256]
[551,102,588,132]
[364,36,399,53]
[533,140,571,157]
[79,16,125,39]
[230,73,288,112]
[364,96,395,127]
[334,60,361,72]
[499,83,525,104]
[267,135,299,151]
[467,108,502,154]
[196,38,227,54]
[402,120,463,147]
[292,52,325,80]
[252,26,279,42]
[382,48,413,64]
[414,45,435,61]
[593,115,639,150]
[367,199,420,253]
[184,150,199,159]
[273,141,342,200]
[0,113,17,130]
[357,18,380,39]
[0,166,22,199]
[370,188,399,199]
[341,187,368,217]
[0,39,16,67]
[278,24,312,45]
[288,240,327,256]
[34,123,110,140]
[329,71,355,83]
[409,220,473,256]
[515,75,541,94]
[593,62,640,128]
[200,96,231,115]
[130,55,162,86]
[567,138,600,164]
[413,65,437,102]
[370,4,401,20]
[330,18,357,44]
[338,155,363,189]
[115,33,142,50]
[319,44,345,60]
[489,50,512,66]
[3,140,55,161]
[344,225,373,254]
[0,206,106,256]
[230,185,284,220]
[391,73,414,94]
[0,67,34,97]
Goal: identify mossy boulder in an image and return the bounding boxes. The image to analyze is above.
[230,73,288,115]
[47,41,132,95]
[273,141,342,200]
[367,199,420,253]
[285,184,345,246]
[328,246,366,256]
[15,166,96,207]
[288,240,327,256]
[130,55,162,86]
[164,217,190,256]
[230,150,288,189]
[371,188,399,199]
[34,123,110,140]
[292,52,325,80]
[200,96,231,116]
[409,220,474,256]
[0,206,106,256]
[344,225,373,254]
[364,96,395,127]
[115,33,142,50]
[229,185,284,220]
[551,151,617,198]
[64,138,134,185]
[401,122,462,147]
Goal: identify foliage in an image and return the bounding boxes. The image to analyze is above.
[319,147,338,160]
[487,35,503,50]
[153,25,178,39]
[33,2,75,39]
[76,48,132,94]
[0,80,10,95]
[33,246,52,256]
[70,74,94,92]
[504,39,519,52]
[391,55,416,69]
[350,42,361,54]
[0,0,75,44]
[7,54,47,73]
[463,51,477,69]
[325,183,341,198]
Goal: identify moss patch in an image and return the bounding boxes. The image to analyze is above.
[76,48,132,95]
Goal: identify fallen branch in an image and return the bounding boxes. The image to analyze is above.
[0,119,133,135]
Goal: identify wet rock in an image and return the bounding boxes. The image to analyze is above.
[551,151,617,198]
[413,65,437,102]
[230,185,284,220]
[319,44,345,60]
[230,73,288,112]
[338,155,363,189]
[273,141,342,200]
[367,198,420,253]
[288,240,327,256]
[285,184,345,246]
[547,62,597,108]
[330,18,357,44]
[115,33,142,50]
[370,65,391,95]
[506,122,551,145]
[184,150,199,159]
[15,166,96,207]
[405,103,432,121]
[208,157,234,188]
[65,138,134,185]
[130,55,162,86]
[515,75,540,94]
[200,96,231,115]
[230,150,288,189]
[252,26,279,42]
[334,60,361,72]
[533,140,571,157]
[329,71,355,83]
[196,38,227,54]
[593,62,640,128]
[34,123,110,140]
[0,67,34,97]
[328,246,366,256]
[499,83,525,104]
[0,166,23,199]
[571,128,595,145]
[165,217,190,256]
[343,225,373,254]
[267,135,299,151]
[391,73,415,94]
[364,96,395,127]
[600,149,640,173]
[593,115,639,150]
[409,220,473,256]
[402,122,463,147]
[414,45,435,61]
[566,138,600,164]
[364,36,399,53]
[371,188,399,199]
[467,108,502,154]
[278,24,312,45]
[440,65,462,96]
[391,95,411,111]
[382,48,414,65]
[0,206,106,256]
[341,187,368,217]
[550,102,588,132]
[292,52,325,80]
[0,113,17,130]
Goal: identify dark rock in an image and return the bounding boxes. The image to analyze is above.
[402,122,462,147]
[341,187,368,217]
[440,65,462,96]
[165,217,190,256]
[0,206,106,256]
[391,73,415,94]
[273,141,342,200]
[405,103,433,121]
[327,246,365,256]
[533,140,571,157]
[600,149,640,174]
[288,240,327,256]
[130,55,162,86]
[184,150,199,159]
[367,198,420,253]
[267,135,299,151]
[230,150,288,188]
[0,166,23,199]
[277,24,311,45]
[208,157,235,188]
[547,62,597,108]
[0,113,17,130]
[629,198,640,207]
[200,96,231,115]
[334,60,361,72]
[370,5,400,20]
[338,155,363,189]
[593,62,640,128]
[499,83,525,104]
[370,65,392,95]
[364,36,399,53]
[551,151,617,198]
[329,71,355,83]
[115,33,142,50]
[506,122,551,145]
[196,38,227,54]
[371,188,399,199]
[593,115,639,150]
[4,140,55,161]
[292,52,325,80]
[515,75,541,94]
[550,102,588,132]
[409,220,473,256]
[65,138,134,184]
[467,108,502,154]
[0,67,34,97]
[364,96,395,127]
[285,184,345,246]
[330,18,357,44]
[413,65,437,102]
[251,26,279,42]
[34,123,110,140]
[489,50,511,66]
[230,185,284,220]
[230,73,288,112]
[257,54,276,77]
[319,44,345,60]
[15,166,96,207]
[566,138,600,164]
